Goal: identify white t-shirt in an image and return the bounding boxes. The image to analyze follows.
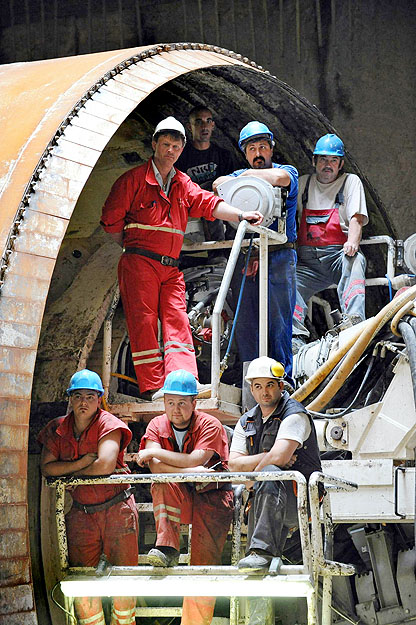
[230,411,311,456]
[297,172,368,234]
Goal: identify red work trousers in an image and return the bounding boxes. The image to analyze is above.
[118,253,198,393]
[151,483,234,625]
[66,495,138,625]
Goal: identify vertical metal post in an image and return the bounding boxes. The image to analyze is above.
[259,231,268,356]
[55,481,69,571]
[322,575,333,625]
[102,287,120,401]
[211,221,248,398]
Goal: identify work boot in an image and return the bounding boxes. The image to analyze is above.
[237,549,273,572]
[147,546,179,567]
[139,389,160,401]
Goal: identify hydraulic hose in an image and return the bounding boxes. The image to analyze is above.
[390,300,416,337]
[397,316,416,550]
[292,324,363,404]
[397,319,416,409]
[294,284,416,410]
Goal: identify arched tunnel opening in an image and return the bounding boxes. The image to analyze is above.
[0,45,405,624]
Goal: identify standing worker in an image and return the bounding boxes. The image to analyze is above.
[101,117,263,400]
[38,369,138,625]
[135,369,234,625]
[176,105,236,263]
[293,133,368,344]
[229,356,322,571]
[213,121,298,387]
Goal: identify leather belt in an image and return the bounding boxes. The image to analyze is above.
[124,247,180,267]
[72,486,135,514]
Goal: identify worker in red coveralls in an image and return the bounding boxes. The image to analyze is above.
[101,116,263,400]
[38,369,138,625]
[134,369,234,625]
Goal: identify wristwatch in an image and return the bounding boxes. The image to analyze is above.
[238,212,245,222]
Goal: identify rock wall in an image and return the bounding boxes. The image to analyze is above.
[0,0,415,239]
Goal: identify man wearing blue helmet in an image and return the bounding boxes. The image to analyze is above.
[38,369,138,625]
[293,133,368,344]
[135,369,233,625]
[213,121,299,387]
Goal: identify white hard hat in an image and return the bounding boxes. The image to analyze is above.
[245,356,285,384]
[152,116,186,144]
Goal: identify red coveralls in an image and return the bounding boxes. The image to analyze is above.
[38,410,139,625]
[101,159,222,393]
[140,411,234,625]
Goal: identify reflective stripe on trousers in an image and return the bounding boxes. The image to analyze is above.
[293,244,366,338]
[118,253,198,393]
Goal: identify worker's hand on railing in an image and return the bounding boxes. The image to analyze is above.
[242,211,263,226]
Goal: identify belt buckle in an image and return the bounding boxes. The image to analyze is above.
[161,255,172,266]
[83,505,89,514]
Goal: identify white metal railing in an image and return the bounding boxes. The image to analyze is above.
[308,472,358,625]
[47,470,358,625]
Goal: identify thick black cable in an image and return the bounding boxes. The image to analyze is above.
[397,317,416,551]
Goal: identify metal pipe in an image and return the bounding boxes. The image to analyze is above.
[102,286,120,401]
[211,221,248,398]
[259,231,268,356]
[55,481,69,571]
[360,235,396,279]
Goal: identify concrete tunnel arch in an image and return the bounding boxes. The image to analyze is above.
[0,43,394,623]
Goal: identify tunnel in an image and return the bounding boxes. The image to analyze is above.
[0,43,395,623]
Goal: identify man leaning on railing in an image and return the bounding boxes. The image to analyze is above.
[38,369,138,625]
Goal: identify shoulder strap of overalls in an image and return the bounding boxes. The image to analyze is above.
[334,173,349,209]
[301,174,312,210]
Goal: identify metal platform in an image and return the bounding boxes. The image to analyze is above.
[108,382,242,425]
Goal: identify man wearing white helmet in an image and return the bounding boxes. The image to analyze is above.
[213,121,298,387]
[293,133,368,345]
[229,356,321,572]
[101,117,263,400]
[134,369,234,625]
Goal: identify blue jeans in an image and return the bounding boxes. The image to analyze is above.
[232,248,297,387]
[293,245,366,338]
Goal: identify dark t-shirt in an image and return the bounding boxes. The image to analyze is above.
[176,143,235,191]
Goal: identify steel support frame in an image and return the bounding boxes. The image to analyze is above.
[51,470,315,624]
[309,472,358,625]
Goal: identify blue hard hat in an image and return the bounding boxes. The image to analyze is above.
[66,369,105,397]
[160,369,198,396]
[313,134,344,157]
[238,121,274,152]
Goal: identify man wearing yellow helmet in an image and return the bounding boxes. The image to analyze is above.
[229,356,321,572]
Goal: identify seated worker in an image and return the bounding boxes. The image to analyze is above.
[293,133,368,345]
[213,121,298,388]
[176,105,236,264]
[229,356,321,571]
[38,369,138,625]
[101,116,263,400]
[135,369,234,625]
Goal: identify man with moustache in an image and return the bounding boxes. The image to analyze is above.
[213,121,298,388]
[101,117,263,400]
[228,356,321,572]
[135,369,234,625]
[292,134,368,344]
